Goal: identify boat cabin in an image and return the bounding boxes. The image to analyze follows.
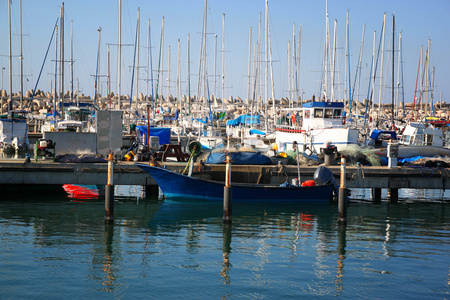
[399,122,443,147]
[301,102,344,131]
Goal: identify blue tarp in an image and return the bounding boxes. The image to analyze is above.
[205,151,272,165]
[195,117,209,124]
[398,156,424,164]
[226,114,260,126]
[370,129,397,140]
[249,129,266,135]
[136,126,171,145]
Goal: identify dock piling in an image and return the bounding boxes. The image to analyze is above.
[338,156,347,225]
[371,188,382,203]
[388,188,399,203]
[105,153,114,224]
[223,155,233,224]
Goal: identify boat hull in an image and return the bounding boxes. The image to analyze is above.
[373,145,450,159]
[276,127,359,154]
[136,164,333,202]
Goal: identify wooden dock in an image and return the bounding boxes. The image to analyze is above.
[0,159,449,191]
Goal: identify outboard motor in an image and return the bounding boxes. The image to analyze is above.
[313,166,339,192]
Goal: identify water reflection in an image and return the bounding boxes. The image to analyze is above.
[102,224,115,292]
[0,195,449,298]
[220,224,232,285]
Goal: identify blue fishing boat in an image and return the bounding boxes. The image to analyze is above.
[136,164,337,202]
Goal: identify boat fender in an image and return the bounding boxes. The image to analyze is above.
[301,180,316,187]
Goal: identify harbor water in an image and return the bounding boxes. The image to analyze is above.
[0,187,449,299]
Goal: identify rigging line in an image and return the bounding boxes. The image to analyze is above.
[29,17,59,106]
[130,10,139,111]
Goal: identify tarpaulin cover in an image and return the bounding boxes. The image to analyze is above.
[226,114,260,126]
[205,151,272,165]
[369,129,397,140]
[249,129,266,135]
[136,126,171,145]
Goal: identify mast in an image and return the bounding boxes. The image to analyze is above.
[391,14,395,126]
[297,26,302,107]
[399,31,405,118]
[346,10,351,114]
[264,0,268,130]
[8,0,12,115]
[268,13,276,127]
[351,24,365,121]
[363,30,376,132]
[118,0,122,109]
[167,45,170,98]
[70,20,73,102]
[292,23,296,106]
[60,2,64,111]
[222,13,225,106]
[130,11,139,110]
[331,19,337,102]
[396,31,402,117]
[412,47,422,120]
[377,13,386,121]
[155,17,164,112]
[95,27,101,105]
[146,19,154,101]
[370,31,376,118]
[53,25,58,119]
[257,13,262,112]
[247,27,252,104]
[324,0,330,99]
[20,0,23,108]
[214,34,217,98]
[107,44,111,109]
[177,39,181,109]
[136,7,140,102]
[187,33,191,116]
[288,40,291,108]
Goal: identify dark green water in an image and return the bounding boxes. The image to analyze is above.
[0,187,449,299]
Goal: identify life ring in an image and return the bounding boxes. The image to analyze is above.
[291,114,296,124]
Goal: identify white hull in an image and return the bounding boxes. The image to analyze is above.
[374,145,450,158]
[276,127,359,154]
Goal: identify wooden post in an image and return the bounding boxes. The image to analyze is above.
[371,188,381,203]
[388,188,398,203]
[223,155,232,224]
[338,156,347,225]
[105,153,114,224]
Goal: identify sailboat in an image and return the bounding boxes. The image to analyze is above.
[0,0,30,155]
[274,1,359,155]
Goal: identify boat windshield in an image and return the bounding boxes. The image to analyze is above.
[314,109,323,118]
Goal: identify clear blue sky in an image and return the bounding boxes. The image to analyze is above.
[1,0,449,107]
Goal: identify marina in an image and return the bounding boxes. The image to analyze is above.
[1,0,450,298]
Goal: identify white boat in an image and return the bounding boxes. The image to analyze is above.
[0,116,30,153]
[275,101,359,154]
[41,105,95,133]
[399,122,443,148]
[372,122,450,158]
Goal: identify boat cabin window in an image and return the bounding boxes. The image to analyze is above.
[333,109,342,118]
[314,109,323,118]
[304,110,310,119]
[325,109,333,118]
[425,134,433,146]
